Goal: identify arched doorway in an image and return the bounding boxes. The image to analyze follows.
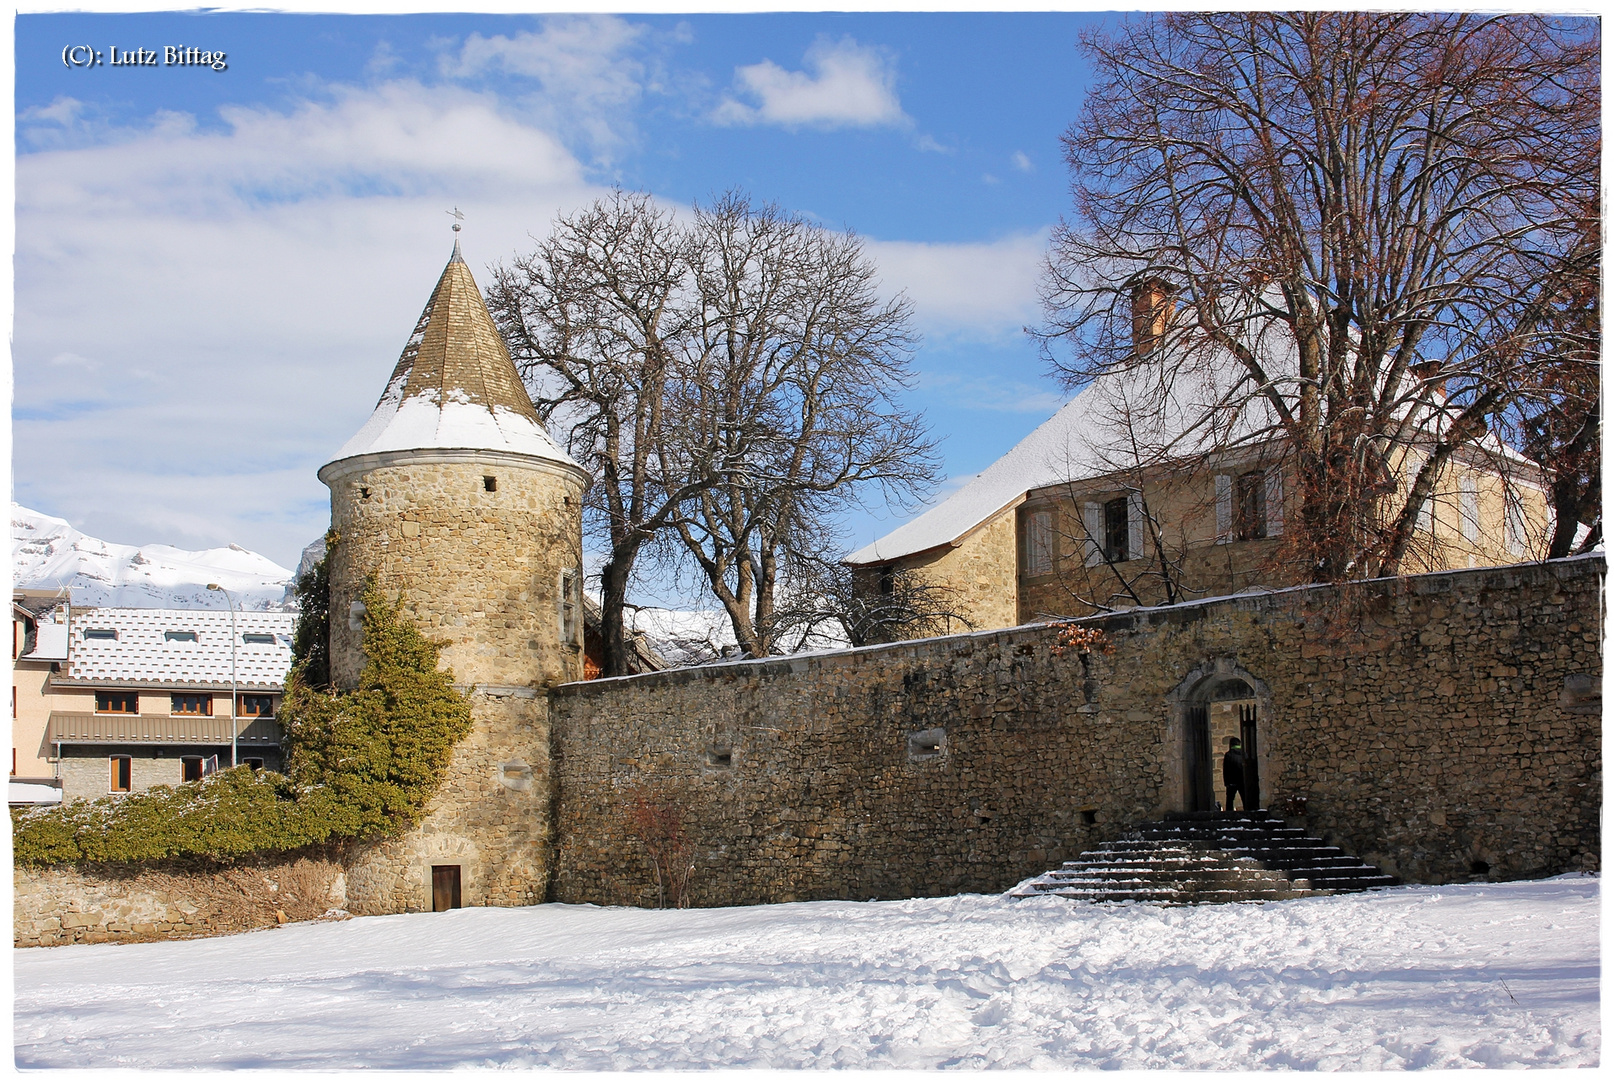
[1168,661,1269,813]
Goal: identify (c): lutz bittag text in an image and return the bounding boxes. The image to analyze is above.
[62,45,228,71]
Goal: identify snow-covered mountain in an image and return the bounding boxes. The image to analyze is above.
[11,504,297,611]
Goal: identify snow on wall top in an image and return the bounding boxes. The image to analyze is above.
[60,607,296,689]
[11,505,295,612]
[324,241,580,472]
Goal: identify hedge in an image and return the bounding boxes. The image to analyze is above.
[12,577,473,867]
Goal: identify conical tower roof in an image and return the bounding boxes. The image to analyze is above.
[323,240,580,472]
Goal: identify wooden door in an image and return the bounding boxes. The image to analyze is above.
[431,865,461,912]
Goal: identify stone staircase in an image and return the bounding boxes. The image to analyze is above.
[1010,811,1398,904]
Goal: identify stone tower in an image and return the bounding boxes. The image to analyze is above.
[317,238,588,912]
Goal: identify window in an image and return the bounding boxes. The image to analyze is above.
[877,565,896,596]
[1023,510,1054,576]
[182,756,203,782]
[95,690,139,714]
[1103,498,1130,563]
[164,630,198,643]
[242,632,276,646]
[110,756,132,793]
[244,758,264,771]
[238,694,274,718]
[560,569,579,645]
[1235,471,1267,541]
[1505,497,1527,556]
[83,628,117,641]
[171,693,212,716]
[483,475,497,492]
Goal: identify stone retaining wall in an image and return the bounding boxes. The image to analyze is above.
[14,851,349,947]
[550,556,1602,906]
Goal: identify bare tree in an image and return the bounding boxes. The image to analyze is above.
[665,193,939,656]
[1038,13,1599,581]
[488,192,701,677]
[771,560,974,649]
[490,191,939,667]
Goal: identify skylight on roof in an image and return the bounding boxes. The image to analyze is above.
[164,630,199,643]
[241,632,277,645]
[82,628,117,640]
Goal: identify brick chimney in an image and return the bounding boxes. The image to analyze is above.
[1410,360,1447,397]
[1130,279,1176,358]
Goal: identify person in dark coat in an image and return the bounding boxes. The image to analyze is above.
[1222,736,1248,812]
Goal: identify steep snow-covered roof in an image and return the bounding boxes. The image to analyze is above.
[59,608,296,689]
[845,392,1112,565]
[322,241,581,473]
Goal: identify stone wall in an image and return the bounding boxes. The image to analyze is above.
[551,556,1601,906]
[15,851,348,947]
[855,508,1021,638]
[322,452,585,912]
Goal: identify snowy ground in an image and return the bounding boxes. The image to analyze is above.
[14,876,1598,1070]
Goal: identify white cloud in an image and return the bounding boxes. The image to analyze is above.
[440,16,656,163]
[1011,151,1033,172]
[14,80,606,567]
[713,37,906,129]
[866,232,1048,339]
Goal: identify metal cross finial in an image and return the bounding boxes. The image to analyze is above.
[447,206,465,234]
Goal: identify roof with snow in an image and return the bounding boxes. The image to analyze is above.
[845,392,1113,565]
[321,241,581,474]
[58,608,296,689]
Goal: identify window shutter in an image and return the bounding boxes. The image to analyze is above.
[1214,475,1232,544]
[1082,502,1104,566]
[1459,477,1479,543]
[1026,510,1053,576]
[1264,466,1284,537]
[1127,491,1146,561]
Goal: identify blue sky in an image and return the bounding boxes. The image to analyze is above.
[14,11,1109,589]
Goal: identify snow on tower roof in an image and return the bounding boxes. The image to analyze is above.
[322,240,581,474]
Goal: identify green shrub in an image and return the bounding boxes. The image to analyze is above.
[12,579,473,867]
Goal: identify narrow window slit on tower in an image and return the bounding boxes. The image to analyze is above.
[705,747,733,768]
[483,475,497,492]
[908,728,945,760]
[359,486,370,500]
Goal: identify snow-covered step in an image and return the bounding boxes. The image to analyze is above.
[1009,813,1398,905]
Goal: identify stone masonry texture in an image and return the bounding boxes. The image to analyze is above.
[550,556,1601,907]
[15,556,1601,943]
[325,455,585,912]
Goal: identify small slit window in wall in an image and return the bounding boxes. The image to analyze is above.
[242,632,277,646]
[560,569,580,645]
[164,630,198,643]
[483,475,497,492]
[908,728,946,762]
[705,746,734,769]
[83,628,117,641]
[182,756,204,782]
[244,758,265,771]
[95,690,139,714]
[171,693,212,716]
[110,755,132,793]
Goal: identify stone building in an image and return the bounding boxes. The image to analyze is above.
[844,289,1552,638]
[316,237,589,914]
